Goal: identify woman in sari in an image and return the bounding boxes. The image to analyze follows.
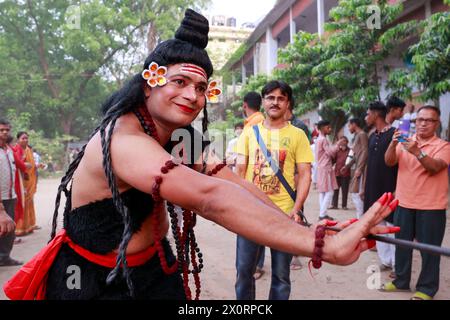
[7,135,27,241]
[14,132,37,236]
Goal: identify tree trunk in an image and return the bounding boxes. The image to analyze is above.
[27,0,60,100]
[147,24,157,52]
[61,115,74,136]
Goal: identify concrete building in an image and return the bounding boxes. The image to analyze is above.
[207,25,254,72]
[221,0,450,139]
[192,15,254,126]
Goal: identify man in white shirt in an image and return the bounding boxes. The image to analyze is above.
[225,123,244,172]
[0,119,22,266]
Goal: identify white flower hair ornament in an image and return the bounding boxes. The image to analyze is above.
[206,80,222,103]
[142,62,168,87]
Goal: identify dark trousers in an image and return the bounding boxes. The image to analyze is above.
[257,246,265,269]
[235,235,292,300]
[0,199,16,259]
[393,206,446,297]
[332,176,350,208]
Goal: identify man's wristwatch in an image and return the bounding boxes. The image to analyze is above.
[417,150,427,160]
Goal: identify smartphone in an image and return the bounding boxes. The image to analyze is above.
[398,120,410,142]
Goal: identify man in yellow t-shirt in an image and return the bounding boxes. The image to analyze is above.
[235,80,314,300]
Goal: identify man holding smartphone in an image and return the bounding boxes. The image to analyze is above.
[383,105,450,300]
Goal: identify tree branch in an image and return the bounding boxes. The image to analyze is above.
[26,0,60,99]
[72,18,153,108]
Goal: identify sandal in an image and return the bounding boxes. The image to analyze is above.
[378,281,410,292]
[410,292,433,300]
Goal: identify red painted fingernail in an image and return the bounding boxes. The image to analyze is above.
[349,218,358,224]
[377,193,388,206]
[387,192,393,204]
[368,239,376,249]
[326,220,338,226]
[389,227,401,233]
[389,199,399,211]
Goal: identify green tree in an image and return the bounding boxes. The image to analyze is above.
[386,4,449,103]
[275,0,420,137]
[0,0,209,139]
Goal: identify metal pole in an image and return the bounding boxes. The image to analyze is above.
[367,234,450,257]
[325,227,450,257]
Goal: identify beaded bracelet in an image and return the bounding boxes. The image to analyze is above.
[206,161,227,176]
[309,225,326,270]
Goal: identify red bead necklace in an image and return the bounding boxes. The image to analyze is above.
[134,105,226,300]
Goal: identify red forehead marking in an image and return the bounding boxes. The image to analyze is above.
[180,64,207,80]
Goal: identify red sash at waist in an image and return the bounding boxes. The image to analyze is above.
[3,229,157,300]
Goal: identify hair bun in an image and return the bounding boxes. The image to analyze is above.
[175,9,209,49]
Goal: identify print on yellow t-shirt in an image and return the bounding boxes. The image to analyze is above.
[236,123,314,214]
[252,149,287,195]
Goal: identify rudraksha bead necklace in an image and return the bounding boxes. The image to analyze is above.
[134,105,226,300]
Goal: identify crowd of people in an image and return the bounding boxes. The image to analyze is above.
[226,91,449,300]
[311,98,449,300]
[0,121,42,266]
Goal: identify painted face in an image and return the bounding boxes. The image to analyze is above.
[262,88,290,121]
[145,63,208,127]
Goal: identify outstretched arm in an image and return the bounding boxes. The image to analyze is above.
[111,132,397,265]
[194,150,280,211]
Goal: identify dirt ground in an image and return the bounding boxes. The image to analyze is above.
[1,178,449,300]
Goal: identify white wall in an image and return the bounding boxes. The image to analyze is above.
[258,42,268,74]
[266,28,278,74]
[439,93,450,140]
[299,109,320,131]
